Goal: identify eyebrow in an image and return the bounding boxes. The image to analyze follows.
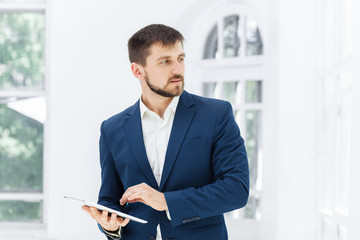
[156,53,186,61]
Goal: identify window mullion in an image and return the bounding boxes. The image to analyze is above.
[240,15,246,57]
[0,3,46,12]
[0,193,43,201]
[217,17,224,59]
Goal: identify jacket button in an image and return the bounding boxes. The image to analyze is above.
[150,236,156,240]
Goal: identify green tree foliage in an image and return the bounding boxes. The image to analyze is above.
[0,105,43,192]
[0,200,42,222]
[0,13,45,89]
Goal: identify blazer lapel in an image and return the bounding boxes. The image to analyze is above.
[124,101,158,189]
[159,91,195,190]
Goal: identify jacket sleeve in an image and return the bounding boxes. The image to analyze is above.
[97,121,125,239]
[164,101,249,227]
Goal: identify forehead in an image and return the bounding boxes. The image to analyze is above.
[147,41,184,60]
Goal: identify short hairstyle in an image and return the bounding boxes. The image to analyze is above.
[128,24,184,66]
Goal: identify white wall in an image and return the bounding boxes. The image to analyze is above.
[46,0,195,239]
[45,0,331,239]
[276,0,318,239]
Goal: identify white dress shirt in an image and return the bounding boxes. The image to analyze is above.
[139,96,179,240]
[104,96,179,240]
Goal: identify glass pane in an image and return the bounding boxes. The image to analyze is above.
[223,15,241,58]
[245,110,261,189]
[202,82,217,98]
[234,111,241,126]
[0,200,42,222]
[339,225,348,240]
[244,110,262,219]
[322,0,338,67]
[335,72,351,210]
[321,218,337,240]
[245,18,263,56]
[243,193,260,219]
[0,13,45,90]
[223,81,238,104]
[320,76,337,209]
[245,81,262,103]
[341,0,354,57]
[203,25,218,59]
[0,101,43,192]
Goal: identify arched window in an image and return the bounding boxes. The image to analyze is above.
[190,4,264,222]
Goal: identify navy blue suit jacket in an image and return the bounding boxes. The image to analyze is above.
[98,91,249,240]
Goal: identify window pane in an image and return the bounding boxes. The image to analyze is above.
[341,0,354,58]
[0,13,45,90]
[0,102,43,192]
[234,111,241,125]
[321,217,337,240]
[0,200,42,222]
[320,76,337,209]
[339,225,348,240]
[203,25,218,59]
[244,110,262,219]
[335,72,351,210]
[223,15,241,58]
[245,18,263,56]
[244,193,260,219]
[202,82,218,98]
[322,0,338,67]
[245,81,262,103]
[223,81,238,104]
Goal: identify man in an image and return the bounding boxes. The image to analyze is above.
[82,24,249,240]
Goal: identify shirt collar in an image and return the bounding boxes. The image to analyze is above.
[140,96,179,119]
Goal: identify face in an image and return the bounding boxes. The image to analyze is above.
[141,41,185,98]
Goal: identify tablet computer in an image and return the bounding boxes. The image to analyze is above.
[64,196,148,224]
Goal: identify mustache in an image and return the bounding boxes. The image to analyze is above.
[169,74,184,82]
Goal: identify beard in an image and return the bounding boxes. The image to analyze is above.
[145,74,184,98]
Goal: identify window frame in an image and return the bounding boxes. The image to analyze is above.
[0,0,49,234]
[189,3,265,226]
[316,0,356,239]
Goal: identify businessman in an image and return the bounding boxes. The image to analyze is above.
[82,24,249,240]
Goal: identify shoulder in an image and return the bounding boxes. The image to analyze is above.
[183,91,231,113]
[101,101,139,131]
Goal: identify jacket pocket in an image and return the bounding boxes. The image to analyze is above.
[191,222,224,232]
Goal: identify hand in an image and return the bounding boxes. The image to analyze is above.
[81,205,130,232]
[120,183,168,211]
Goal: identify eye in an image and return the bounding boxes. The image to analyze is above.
[178,57,185,62]
[161,59,169,64]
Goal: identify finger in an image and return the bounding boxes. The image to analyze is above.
[81,205,92,215]
[121,183,147,201]
[127,192,142,202]
[127,198,144,204]
[118,217,130,227]
[91,207,102,221]
[110,213,117,225]
[101,210,109,223]
[120,189,137,205]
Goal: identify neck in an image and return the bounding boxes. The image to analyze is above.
[141,91,173,119]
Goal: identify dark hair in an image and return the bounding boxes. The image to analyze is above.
[128,24,184,66]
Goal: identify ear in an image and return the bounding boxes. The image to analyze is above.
[131,63,145,80]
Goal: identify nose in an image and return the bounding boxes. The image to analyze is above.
[171,61,183,75]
